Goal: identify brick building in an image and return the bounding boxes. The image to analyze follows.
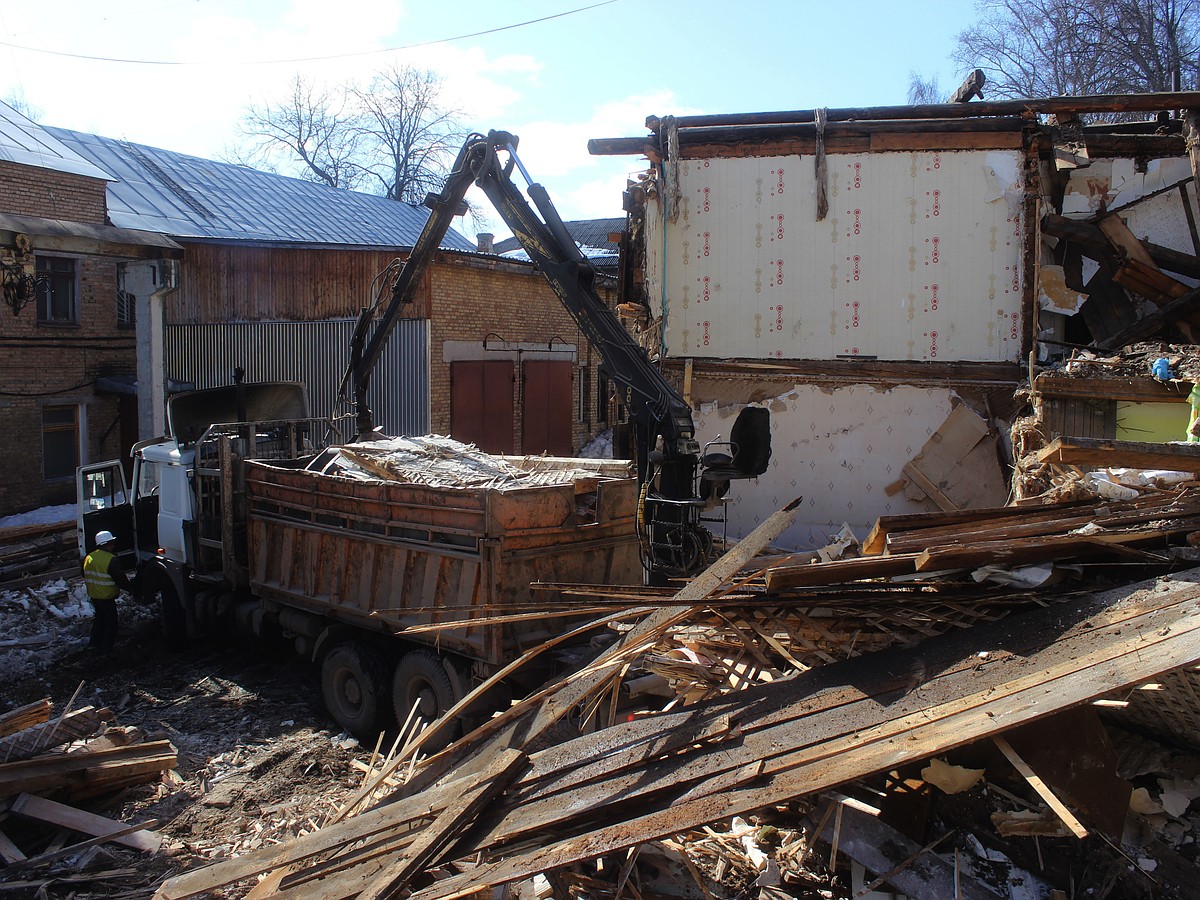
[0,106,181,516]
[50,126,617,464]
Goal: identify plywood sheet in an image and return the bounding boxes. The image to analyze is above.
[645,149,1026,362]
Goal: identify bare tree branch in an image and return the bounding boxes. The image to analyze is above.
[233,75,364,190]
[953,0,1200,103]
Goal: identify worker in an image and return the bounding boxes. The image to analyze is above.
[83,530,131,653]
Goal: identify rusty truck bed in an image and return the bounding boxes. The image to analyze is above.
[243,456,642,670]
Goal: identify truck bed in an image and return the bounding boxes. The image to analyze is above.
[243,451,642,670]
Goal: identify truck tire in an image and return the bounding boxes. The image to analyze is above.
[321,642,393,741]
[393,650,460,751]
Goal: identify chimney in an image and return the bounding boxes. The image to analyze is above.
[476,232,495,254]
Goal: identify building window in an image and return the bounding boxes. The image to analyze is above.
[578,367,591,424]
[42,405,79,480]
[117,289,136,327]
[36,256,78,325]
[597,373,610,424]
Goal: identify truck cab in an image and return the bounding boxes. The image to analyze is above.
[76,381,314,637]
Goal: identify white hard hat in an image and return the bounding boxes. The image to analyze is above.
[94,530,116,546]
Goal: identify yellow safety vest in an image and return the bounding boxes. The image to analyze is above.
[83,549,119,600]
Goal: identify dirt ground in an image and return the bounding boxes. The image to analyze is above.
[1,584,366,899]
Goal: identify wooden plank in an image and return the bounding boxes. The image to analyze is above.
[407,575,1200,898]
[901,405,1009,513]
[764,554,920,591]
[883,491,1192,555]
[356,750,526,900]
[9,793,161,851]
[862,498,1096,555]
[4,817,160,872]
[0,707,112,762]
[914,532,1172,571]
[1037,436,1200,471]
[0,700,51,739]
[1032,371,1191,403]
[1099,214,1157,267]
[992,736,1088,839]
[0,828,25,864]
[0,741,177,799]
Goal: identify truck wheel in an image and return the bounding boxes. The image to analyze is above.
[321,642,393,741]
[393,650,460,751]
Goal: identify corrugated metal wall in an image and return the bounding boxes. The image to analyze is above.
[164,318,429,438]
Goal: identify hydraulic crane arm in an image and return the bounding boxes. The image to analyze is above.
[344,131,768,577]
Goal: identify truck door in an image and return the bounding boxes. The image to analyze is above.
[76,461,135,565]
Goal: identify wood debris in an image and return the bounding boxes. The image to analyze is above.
[154,487,1200,900]
[315,434,631,490]
[0,689,174,892]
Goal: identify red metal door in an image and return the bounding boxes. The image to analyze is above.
[451,360,514,454]
[522,360,573,456]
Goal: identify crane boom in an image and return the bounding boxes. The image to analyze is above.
[343,131,769,577]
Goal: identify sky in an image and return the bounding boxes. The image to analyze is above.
[0,0,979,241]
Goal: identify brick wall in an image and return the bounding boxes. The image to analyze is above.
[0,161,108,224]
[0,164,132,516]
[429,254,613,456]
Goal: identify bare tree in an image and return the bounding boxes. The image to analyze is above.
[232,66,463,205]
[907,71,945,104]
[3,91,42,121]
[952,0,1200,98]
[235,75,363,190]
[349,66,465,204]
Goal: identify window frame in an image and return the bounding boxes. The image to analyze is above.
[42,404,81,481]
[35,254,81,326]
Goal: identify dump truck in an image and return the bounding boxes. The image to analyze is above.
[76,130,769,741]
[77,381,641,740]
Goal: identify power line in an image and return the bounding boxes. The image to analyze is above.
[0,0,619,67]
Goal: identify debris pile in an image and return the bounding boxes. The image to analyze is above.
[150,493,1200,900]
[0,692,176,893]
[0,520,77,590]
[309,435,631,489]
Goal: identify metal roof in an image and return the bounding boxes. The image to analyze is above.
[493,217,624,256]
[0,104,112,181]
[44,126,475,251]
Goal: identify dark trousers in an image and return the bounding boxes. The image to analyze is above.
[90,597,118,652]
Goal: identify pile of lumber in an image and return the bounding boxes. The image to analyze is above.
[0,693,175,889]
[154,497,1200,900]
[0,521,77,590]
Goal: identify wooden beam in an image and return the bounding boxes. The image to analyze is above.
[1032,371,1192,403]
[0,740,176,799]
[647,93,1200,129]
[0,700,51,739]
[9,793,161,852]
[1037,436,1200,471]
[992,736,1088,838]
[0,707,113,762]
[764,554,920,591]
[356,750,526,900]
[402,573,1200,898]
[1095,282,1200,349]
